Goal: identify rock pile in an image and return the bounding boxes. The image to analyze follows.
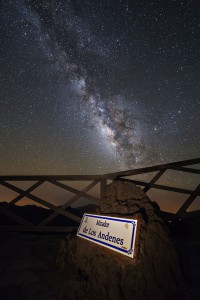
[57,180,187,300]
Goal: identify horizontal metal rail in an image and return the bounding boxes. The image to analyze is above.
[0,157,199,232]
[104,157,200,179]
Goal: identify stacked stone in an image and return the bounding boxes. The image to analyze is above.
[57,180,187,300]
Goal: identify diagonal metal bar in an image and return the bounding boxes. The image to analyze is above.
[0,206,34,226]
[118,178,200,195]
[104,157,200,179]
[183,210,200,219]
[170,166,200,174]
[0,175,103,181]
[6,180,45,208]
[48,180,101,204]
[143,169,166,193]
[145,182,199,195]
[176,184,200,217]
[0,157,199,231]
[0,181,81,223]
[0,158,199,182]
[100,178,107,200]
[39,180,99,226]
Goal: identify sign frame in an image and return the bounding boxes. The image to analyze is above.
[77,214,137,258]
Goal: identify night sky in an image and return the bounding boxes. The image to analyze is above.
[1,0,200,210]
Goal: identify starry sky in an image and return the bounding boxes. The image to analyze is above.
[0,0,200,212]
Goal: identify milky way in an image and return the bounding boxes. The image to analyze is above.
[1,0,200,175]
[19,0,146,168]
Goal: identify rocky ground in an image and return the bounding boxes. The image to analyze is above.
[0,231,200,300]
[56,179,200,300]
[0,232,68,300]
[174,238,200,300]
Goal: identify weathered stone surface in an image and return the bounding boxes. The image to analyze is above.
[57,180,188,300]
[98,180,158,216]
[104,180,146,201]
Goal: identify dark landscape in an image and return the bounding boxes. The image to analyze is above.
[0,201,200,300]
[1,202,200,240]
[1,0,200,299]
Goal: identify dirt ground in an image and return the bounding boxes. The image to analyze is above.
[0,232,68,300]
[0,231,200,300]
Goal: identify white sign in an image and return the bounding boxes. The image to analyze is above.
[77,214,137,258]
